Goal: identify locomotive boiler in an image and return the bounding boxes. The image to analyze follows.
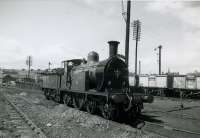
[41,41,152,120]
[70,41,129,92]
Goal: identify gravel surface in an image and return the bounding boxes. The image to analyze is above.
[1,87,161,138]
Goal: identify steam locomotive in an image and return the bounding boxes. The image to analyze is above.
[41,41,153,120]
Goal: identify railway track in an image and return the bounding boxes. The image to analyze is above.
[137,118,200,138]
[143,107,200,122]
[143,96,200,123]
[0,91,47,138]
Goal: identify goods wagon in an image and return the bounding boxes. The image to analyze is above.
[156,75,167,88]
[136,74,200,98]
[42,72,62,90]
[129,76,135,86]
[186,76,196,89]
[148,76,156,88]
[196,76,200,89]
[139,75,148,87]
[173,75,186,89]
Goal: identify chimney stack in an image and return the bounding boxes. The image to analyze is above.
[108,41,119,57]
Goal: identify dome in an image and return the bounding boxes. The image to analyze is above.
[87,51,99,63]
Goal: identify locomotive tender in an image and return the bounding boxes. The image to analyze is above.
[41,41,152,120]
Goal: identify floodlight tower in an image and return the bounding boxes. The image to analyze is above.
[132,20,141,86]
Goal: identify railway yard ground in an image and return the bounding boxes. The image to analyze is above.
[142,96,200,138]
[0,87,200,138]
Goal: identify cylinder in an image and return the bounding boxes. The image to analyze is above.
[108,41,120,57]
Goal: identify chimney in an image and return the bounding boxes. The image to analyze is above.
[108,41,120,57]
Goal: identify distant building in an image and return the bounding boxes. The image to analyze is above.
[2,69,43,83]
[0,69,3,85]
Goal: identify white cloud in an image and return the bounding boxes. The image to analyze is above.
[0,37,23,59]
[146,1,183,12]
[146,1,200,27]
[180,7,200,27]
[144,1,200,73]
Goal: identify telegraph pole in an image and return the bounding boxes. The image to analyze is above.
[28,56,30,78]
[158,45,162,75]
[154,45,162,75]
[48,62,52,70]
[26,56,32,78]
[139,60,141,75]
[125,0,131,67]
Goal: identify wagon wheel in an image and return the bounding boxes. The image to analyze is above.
[44,90,50,100]
[63,94,72,106]
[101,103,119,120]
[86,100,96,114]
[44,90,48,99]
[73,96,85,110]
[54,93,62,103]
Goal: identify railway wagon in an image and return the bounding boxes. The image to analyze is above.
[41,69,63,100]
[173,75,186,89]
[148,76,156,88]
[156,75,168,88]
[41,41,153,120]
[186,76,196,89]
[129,75,149,87]
[129,76,135,86]
[137,74,200,98]
[196,76,200,89]
[139,75,148,87]
[143,75,170,96]
[42,73,61,90]
[138,75,186,96]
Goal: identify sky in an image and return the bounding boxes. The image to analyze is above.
[0,0,200,74]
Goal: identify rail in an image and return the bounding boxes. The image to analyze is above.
[0,91,47,138]
[139,119,200,137]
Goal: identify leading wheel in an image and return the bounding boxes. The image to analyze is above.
[54,94,62,103]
